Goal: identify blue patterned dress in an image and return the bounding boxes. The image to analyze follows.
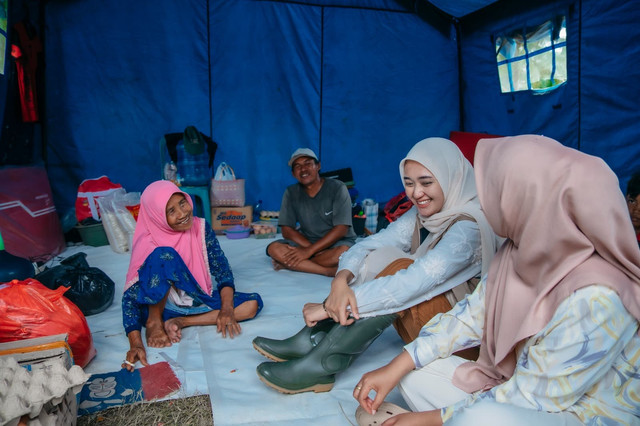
[122,225,263,334]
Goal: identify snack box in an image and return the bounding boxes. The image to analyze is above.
[251,221,277,239]
[211,206,253,234]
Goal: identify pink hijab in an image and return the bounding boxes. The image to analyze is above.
[124,180,212,295]
[453,135,640,393]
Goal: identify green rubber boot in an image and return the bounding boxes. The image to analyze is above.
[256,314,397,394]
[252,319,337,362]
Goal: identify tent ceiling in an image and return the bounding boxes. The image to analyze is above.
[426,0,500,18]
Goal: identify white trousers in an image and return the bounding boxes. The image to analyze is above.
[398,356,584,426]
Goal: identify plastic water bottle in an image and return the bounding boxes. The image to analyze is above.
[163,161,178,184]
[253,200,262,221]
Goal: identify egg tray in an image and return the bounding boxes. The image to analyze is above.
[251,221,277,239]
[0,334,90,426]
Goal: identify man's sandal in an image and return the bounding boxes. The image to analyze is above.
[355,402,409,426]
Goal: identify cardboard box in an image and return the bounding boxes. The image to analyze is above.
[211,206,253,234]
[0,333,73,370]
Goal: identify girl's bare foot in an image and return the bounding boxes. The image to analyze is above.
[164,317,184,343]
[146,320,171,348]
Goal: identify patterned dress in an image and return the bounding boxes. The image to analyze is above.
[338,207,483,317]
[405,278,640,425]
[122,225,262,334]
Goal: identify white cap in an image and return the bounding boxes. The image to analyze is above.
[288,148,319,167]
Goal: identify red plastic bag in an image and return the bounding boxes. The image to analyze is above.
[0,278,97,367]
[384,191,413,223]
[75,176,122,222]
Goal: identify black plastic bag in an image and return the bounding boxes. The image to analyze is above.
[35,252,115,316]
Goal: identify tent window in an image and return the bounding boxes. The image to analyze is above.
[495,16,567,94]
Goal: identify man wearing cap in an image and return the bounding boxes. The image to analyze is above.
[267,148,357,276]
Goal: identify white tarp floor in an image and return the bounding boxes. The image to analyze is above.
[60,234,409,425]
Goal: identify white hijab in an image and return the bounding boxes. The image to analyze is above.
[399,137,498,277]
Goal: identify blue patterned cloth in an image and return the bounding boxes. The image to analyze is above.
[122,225,262,334]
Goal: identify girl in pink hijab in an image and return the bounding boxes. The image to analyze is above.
[353,135,640,426]
[121,180,262,371]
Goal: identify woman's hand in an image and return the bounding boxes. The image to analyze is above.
[217,286,241,338]
[123,346,149,372]
[381,411,442,426]
[353,351,416,415]
[353,364,399,414]
[123,330,149,372]
[303,302,329,327]
[217,304,241,338]
[325,270,357,325]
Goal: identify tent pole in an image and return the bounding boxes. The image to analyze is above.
[454,18,464,132]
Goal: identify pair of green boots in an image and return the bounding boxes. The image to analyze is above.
[253,314,396,394]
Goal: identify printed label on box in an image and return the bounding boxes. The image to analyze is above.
[211,206,252,233]
[216,209,248,225]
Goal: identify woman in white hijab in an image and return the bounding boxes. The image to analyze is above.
[353,135,640,426]
[253,137,499,395]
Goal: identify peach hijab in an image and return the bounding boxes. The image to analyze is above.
[453,135,640,393]
[124,180,212,295]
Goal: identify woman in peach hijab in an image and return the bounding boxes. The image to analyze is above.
[353,135,640,426]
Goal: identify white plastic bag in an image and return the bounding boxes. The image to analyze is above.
[214,162,236,181]
[97,190,140,253]
[362,198,379,234]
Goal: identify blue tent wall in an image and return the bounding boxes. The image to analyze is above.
[459,0,640,193]
[319,7,458,201]
[209,1,323,210]
[44,0,458,216]
[39,0,638,217]
[44,0,211,216]
[579,0,640,194]
[209,0,458,210]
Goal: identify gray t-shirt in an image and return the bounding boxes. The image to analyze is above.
[278,178,356,246]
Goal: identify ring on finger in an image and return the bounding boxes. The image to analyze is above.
[355,385,362,390]
[123,360,135,367]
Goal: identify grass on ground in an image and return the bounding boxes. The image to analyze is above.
[77,394,213,426]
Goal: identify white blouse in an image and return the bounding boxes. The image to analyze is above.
[337,207,482,317]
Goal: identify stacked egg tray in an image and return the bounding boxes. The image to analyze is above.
[0,334,90,426]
